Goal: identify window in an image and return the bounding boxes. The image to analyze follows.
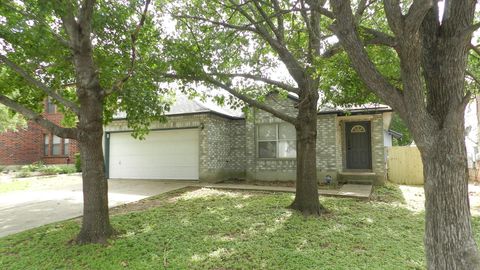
[257,123,296,158]
[64,138,70,155]
[44,134,49,156]
[46,98,56,113]
[52,135,61,155]
[351,125,366,133]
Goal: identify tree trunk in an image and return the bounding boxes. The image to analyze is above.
[75,97,113,244]
[419,122,480,269]
[289,91,326,215]
[73,51,112,243]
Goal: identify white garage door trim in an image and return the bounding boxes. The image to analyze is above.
[107,128,199,180]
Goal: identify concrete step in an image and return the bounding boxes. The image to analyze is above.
[338,172,375,185]
[345,179,374,185]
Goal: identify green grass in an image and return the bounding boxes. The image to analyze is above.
[0,180,30,193]
[1,185,478,270]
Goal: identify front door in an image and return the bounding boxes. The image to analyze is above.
[346,121,372,170]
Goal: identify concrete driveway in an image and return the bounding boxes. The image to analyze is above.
[0,175,192,237]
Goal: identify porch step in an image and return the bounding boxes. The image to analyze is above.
[338,172,375,185]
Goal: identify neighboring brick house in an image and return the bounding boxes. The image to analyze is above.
[0,98,79,165]
[105,94,393,185]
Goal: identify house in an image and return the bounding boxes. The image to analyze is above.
[0,98,79,166]
[105,94,392,185]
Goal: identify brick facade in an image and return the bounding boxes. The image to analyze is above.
[0,101,79,166]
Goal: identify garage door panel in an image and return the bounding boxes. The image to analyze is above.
[109,129,199,180]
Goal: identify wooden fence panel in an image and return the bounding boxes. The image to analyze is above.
[387,146,424,185]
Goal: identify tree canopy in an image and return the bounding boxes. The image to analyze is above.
[0,0,170,137]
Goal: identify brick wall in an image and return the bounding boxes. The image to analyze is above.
[245,96,346,182]
[0,102,79,166]
[245,95,298,181]
[105,102,389,183]
[106,113,246,182]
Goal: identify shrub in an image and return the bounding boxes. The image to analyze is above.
[38,166,63,175]
[21,161,44,172]
[74,153,82,172]
[15,171,31,178]
[59,165,76,174]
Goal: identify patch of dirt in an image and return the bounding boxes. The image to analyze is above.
[399,184,480,216]
[109,187,198,215]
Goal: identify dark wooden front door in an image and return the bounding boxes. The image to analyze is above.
[346,121,372,169]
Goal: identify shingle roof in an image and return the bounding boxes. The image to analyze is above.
[167,94,244,118]
[114,92,392,120]
[317,103,392,115]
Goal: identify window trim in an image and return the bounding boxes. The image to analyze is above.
[52,135,62,156]
[44,134,70,157]
[257,123,296,159]
[63,138,70,156]
[44,134,50,156]
[46,98,56,114]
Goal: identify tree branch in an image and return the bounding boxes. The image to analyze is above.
[463,22,480,37]
[0,55,80,114]
[404,0,434,36]
[383,0,404,36]
[161,73,297,124]
[466,70,480,87]
[315,6,334,19]
[173,14,258,33]
[354,0,369,22]
[0,94,78,139]
[78,0,96,31]
[106,0,152,95]
[271,0,285,41]
[361,27,398,48]
[251,0,283,42]
[208,72,299,93]
[228,0,306,85]
[55,1,78,50]
[330,0,406,115]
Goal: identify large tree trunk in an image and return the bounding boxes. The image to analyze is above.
[75,93,113,244]
[289,90,326,215]
[76,128,112,244]
[418,120,480,269]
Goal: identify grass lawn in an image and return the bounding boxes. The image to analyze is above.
[1,184,479,270]
[0,180,30,194]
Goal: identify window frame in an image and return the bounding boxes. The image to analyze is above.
[257,123,296,159]
[63,138,70,156]
[46,98,56,113]
[44,134,50,156]
[52,135,62,156]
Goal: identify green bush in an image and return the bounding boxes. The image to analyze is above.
[21,161,44,172]
[59,165,76,174]
[38,166,63,175]
[15,171,31,178]
[74,153,82,172]
[18,163,77,176]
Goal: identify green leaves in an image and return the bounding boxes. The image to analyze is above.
[0,104,26,132]
[0,0,171,134]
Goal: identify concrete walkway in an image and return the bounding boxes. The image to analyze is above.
[0,176,191,237]
[201,183,372,199]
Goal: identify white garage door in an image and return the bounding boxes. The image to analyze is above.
[108,129,199,180]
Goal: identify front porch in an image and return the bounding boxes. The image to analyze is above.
[335,114,389,185]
